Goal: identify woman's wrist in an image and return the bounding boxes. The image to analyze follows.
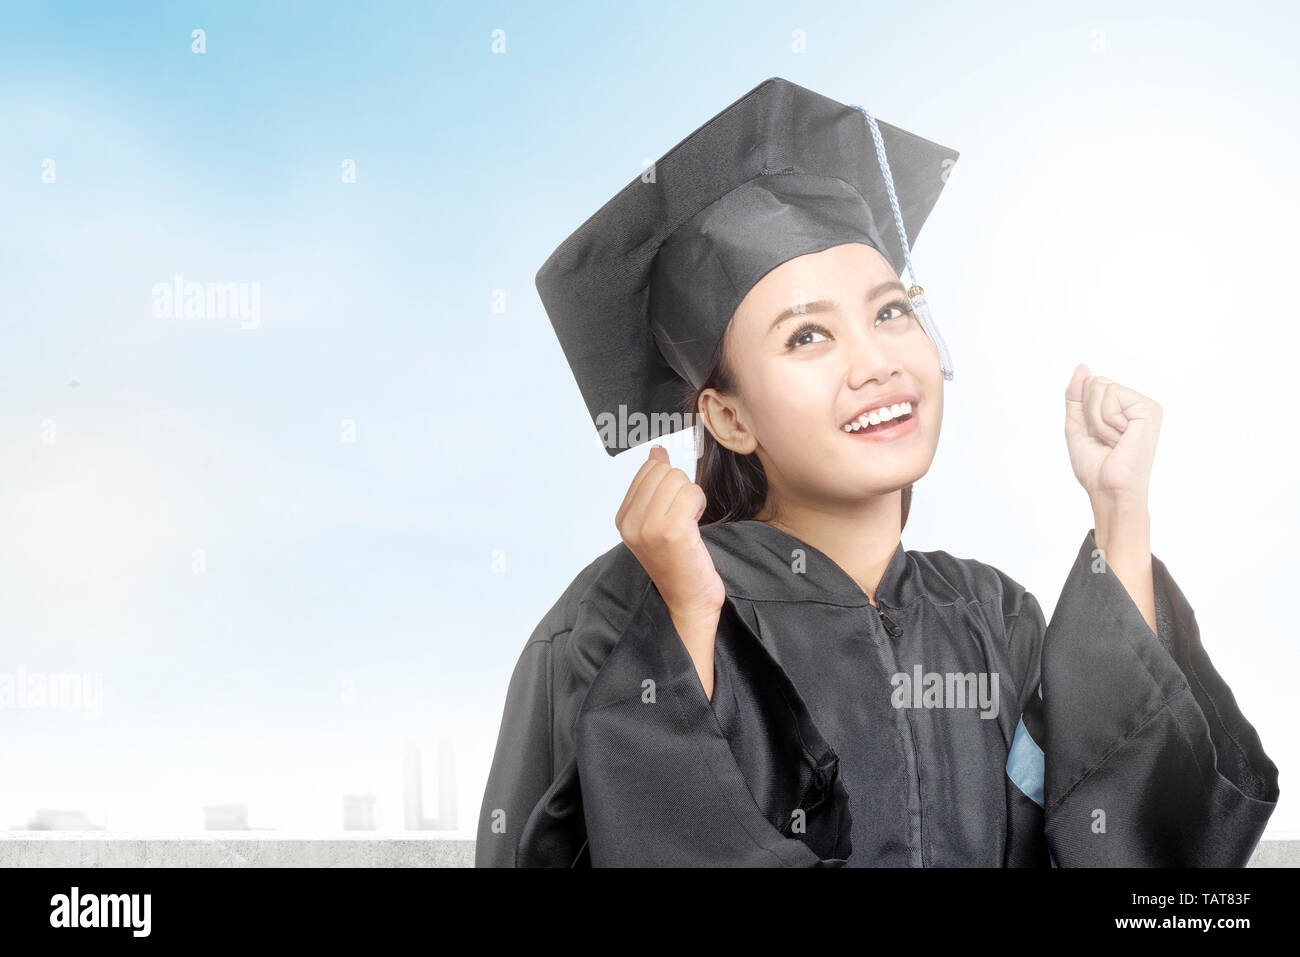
[1090,493,1150,553]
[669,605,722,701]
[1089,494,1157,636]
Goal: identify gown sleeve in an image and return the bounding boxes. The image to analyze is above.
[571,582,854,866]
[475,631,591,868]
[1027,527,1279,866]
[474,637,556,866]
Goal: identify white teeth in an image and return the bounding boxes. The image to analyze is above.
[845,400,912,431]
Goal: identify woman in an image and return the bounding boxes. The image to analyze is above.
[475,77,1279,866]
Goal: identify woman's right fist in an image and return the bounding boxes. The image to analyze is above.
[615,444,726,633]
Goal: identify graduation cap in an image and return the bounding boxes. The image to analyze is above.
[535,76,959,457]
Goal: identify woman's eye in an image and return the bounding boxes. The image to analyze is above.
[875,299,916,326]
[785,322,830,349]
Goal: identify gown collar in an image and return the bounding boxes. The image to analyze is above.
[699,518,916,608]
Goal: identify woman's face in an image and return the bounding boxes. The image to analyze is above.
[700,242,945,511]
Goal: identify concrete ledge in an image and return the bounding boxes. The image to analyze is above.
[2,834,1295,867]
[1,834,477,868]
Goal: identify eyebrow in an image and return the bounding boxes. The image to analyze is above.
[767,280,908,335]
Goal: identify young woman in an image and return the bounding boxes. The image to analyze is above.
[476,78,1279,867]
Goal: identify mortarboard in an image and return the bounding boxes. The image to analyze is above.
[535,76,960,457]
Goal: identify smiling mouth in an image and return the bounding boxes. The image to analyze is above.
[841,400,917,434]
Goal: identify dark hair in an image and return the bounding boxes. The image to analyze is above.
[682,324,912,530]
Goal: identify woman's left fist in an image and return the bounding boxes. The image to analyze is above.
[1064,363,1162,505]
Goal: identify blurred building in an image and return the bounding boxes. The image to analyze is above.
[434,737,457,830]
[26,809,103,830]
[203,803,249,830]
[342,793,378,830]
[403,737,458,830]
[403,743,422,830]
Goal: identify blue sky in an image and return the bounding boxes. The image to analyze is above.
[2,1,1297,836]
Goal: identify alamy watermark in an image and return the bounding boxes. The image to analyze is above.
[0,665,103,716]
[152,274,261,329]
[891,666,1000,719]
[50,887,150,937]
[596,403,698,453]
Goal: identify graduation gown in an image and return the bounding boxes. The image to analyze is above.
[475,520,1278,866]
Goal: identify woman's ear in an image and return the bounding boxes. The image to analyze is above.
[697,388,759,455]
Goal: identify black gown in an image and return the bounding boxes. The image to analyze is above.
[475,520,1279,866]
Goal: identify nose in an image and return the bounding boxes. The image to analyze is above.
[844,320,903,390]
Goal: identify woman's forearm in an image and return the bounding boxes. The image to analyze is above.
[670,608,720,701]
[1090,495,1157,638]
